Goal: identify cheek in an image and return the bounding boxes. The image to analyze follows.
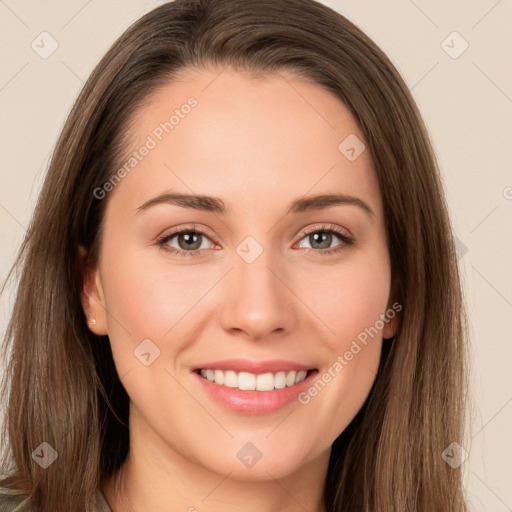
[99,242,217,373]
[295,247,391,352]
[293,246,390,416]
[295,262,389,438]
[106,264,206,329]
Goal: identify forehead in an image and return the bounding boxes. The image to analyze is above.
[108,66,382,219]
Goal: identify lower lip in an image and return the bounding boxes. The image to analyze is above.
[192,370,318,415]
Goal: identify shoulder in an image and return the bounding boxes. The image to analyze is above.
[0,487,111,512]
[97,489,113,512]
[0,487,33,512]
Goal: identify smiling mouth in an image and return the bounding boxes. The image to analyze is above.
[194,368,318,392]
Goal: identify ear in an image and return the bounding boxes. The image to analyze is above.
[78,245,108,335]
[382,298,402,340]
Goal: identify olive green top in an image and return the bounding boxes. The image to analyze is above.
[0,487,112,512]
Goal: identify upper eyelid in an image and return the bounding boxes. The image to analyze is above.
[301,223,351,237]
[160,225,217,243]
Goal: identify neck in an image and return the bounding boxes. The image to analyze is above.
[101,416,330,512]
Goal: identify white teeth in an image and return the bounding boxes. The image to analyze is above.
[286,371,297,386]
[238,372,256,390]
[199,368,310,391]
[296,370,307,382]
[214,369,224,385]
[223,370,238,388]
[274,371,286,389]
[258,372,277,391]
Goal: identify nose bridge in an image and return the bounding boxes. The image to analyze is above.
[219,238,296,339]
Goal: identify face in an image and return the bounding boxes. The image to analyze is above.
[82,66,397,482]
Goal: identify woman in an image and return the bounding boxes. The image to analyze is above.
[0,0,469,510]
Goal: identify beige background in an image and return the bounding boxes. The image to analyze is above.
[0,0,511,509]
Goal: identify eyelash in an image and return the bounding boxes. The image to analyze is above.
[156,224,354,258]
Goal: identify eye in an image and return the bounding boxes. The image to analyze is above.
[296,224,354,256]
[156,224,354,258]
[156,226,216,257]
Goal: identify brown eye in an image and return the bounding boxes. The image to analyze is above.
[157,229,216,256]
[174,231,204,251]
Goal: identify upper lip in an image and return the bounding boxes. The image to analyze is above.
[192,359,317,374]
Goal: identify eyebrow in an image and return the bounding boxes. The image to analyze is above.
[135,191,375,218]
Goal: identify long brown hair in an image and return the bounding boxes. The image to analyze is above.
[0,0,469,510]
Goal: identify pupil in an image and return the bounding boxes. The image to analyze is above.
[311,232,331,249]
[179,232,201,250]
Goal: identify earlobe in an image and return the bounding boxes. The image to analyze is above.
[382,299,401,340]
[78,245,108,335]
[382,318,397,340]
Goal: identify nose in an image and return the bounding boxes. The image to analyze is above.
[219,248,298,341]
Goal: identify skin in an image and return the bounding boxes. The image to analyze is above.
[81,65,398,512]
